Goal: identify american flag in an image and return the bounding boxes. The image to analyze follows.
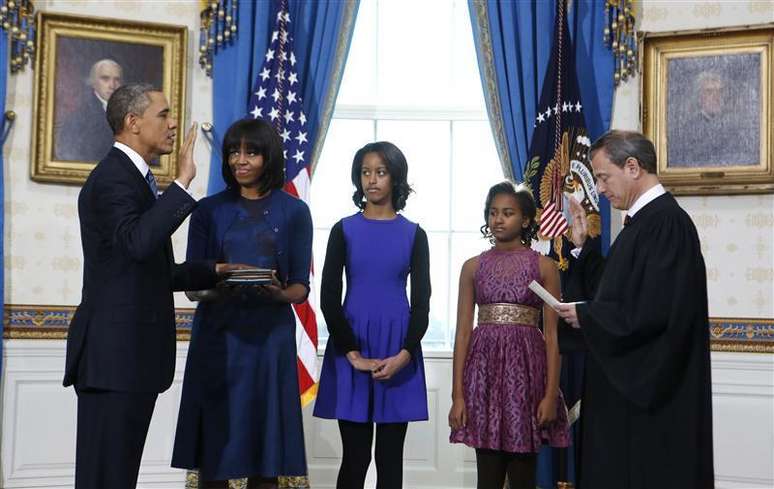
[540,200,569,237]
[247,1,318,406]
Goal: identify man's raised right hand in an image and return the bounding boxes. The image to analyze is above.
[175,122,198,188]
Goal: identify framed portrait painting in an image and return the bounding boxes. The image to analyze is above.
[31,12,187,188]
[641,25,774,195]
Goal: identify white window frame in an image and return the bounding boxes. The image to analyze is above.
[311,0,503,356]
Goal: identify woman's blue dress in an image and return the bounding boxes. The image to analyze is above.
[171,189,312,481]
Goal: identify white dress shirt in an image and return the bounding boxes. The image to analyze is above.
[626,183,666,220]
[113,142,192,197]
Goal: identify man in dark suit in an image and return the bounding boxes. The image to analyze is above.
[55,59,123,162]
[63,83,236,488]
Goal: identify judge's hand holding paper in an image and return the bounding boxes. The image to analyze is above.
[528,280,582,329]
[555,302,580,329]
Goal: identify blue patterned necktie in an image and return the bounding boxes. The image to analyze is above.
[145,170,158,199]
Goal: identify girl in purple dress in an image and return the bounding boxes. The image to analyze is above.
[449,181,569,489]
[314,142,430,489]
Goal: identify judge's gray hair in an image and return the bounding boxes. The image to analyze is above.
[106,83,160,135]
[589,130,657,174]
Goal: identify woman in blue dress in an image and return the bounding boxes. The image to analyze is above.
[172,119,312,489]
[314,141,431,489]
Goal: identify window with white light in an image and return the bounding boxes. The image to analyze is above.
[311,0,503,352]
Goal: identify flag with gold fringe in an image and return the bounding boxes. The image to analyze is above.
[525,2,600,487]
[525,0,601,270]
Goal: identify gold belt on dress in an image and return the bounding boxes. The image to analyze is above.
[477,303,540,327]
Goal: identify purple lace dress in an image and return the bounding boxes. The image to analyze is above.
[450,247,569,453]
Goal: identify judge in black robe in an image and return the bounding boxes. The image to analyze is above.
[557,130,714,489]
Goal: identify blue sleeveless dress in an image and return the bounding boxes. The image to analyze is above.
[314,213,428,423]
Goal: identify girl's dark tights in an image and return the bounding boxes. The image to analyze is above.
[336,420,409,489]
[475,448,537,489]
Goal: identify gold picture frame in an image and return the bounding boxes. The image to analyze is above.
[641,25,774,195]
[31,12,188,188]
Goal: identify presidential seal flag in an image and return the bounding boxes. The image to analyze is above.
[525,3,603,488]
[525,0,601,271]
[247,0,319,407]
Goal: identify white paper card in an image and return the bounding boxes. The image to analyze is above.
[528,280,561,310]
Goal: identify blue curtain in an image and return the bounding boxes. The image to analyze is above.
[208,0,359,194]
[468,0,614,250]
[468,1,555,181]
[0,28,7,369]
[469,0,614,178]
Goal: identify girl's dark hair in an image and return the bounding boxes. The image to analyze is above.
[351,141,413,211]
[480,181,539,246]
[221,118,285,194]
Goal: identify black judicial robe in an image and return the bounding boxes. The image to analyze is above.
[570,193,714,489]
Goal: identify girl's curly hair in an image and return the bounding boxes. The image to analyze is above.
[480,181,539,246]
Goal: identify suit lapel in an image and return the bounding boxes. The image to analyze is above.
[111,147,173,268]
[110,147,156,205]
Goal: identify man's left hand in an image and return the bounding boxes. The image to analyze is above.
[556,303,581,329]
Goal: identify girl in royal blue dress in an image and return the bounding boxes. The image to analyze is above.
[172,119,312,489]
[314,142,431,489]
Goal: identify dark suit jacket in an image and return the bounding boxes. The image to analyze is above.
[55,92,115,162]
[63,147,218,393]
